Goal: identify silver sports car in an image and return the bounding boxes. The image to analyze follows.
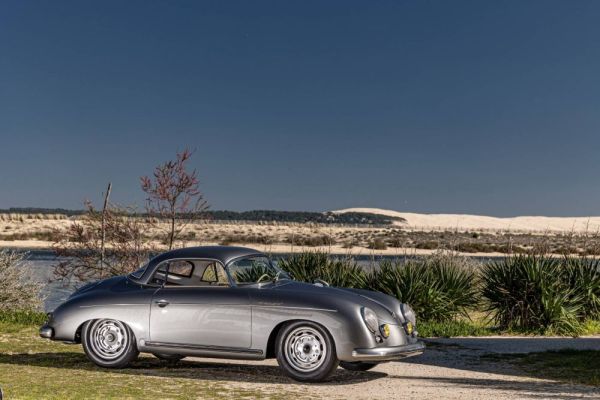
[40,246,424,382]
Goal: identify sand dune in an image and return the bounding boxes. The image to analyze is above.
[334,208,600,233]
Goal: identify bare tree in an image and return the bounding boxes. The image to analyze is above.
[53,201,155,287]
[141,148,209,250]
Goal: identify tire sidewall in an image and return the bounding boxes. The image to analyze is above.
[82,319,139,368]
[276,321,339,382]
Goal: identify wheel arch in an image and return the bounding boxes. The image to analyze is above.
[265,318,338,359]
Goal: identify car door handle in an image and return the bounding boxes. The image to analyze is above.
[155,300,170,308]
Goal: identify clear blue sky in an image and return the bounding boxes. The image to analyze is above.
[1,1,599,216]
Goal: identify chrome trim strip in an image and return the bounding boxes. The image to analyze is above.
[352,342,425,360]
[80,304,148,308]
[144,341,263,355]
[253,305,338,313]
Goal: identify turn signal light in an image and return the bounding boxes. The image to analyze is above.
[380,324,390,338]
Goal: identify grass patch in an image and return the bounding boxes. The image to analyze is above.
[491,350,600,387]
[0,323,304,399]
[418,320,494,338]
[0,310,47,326]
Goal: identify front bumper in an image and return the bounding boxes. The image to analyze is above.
[39,324,54,339]
[352,341,425,361]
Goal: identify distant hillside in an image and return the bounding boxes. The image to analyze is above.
[334,207,600,233]
[0,208,403,226]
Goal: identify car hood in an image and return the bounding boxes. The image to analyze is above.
[272,280,399,324]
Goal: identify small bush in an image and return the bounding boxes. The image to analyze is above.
[414,241,439,250]
[0,251,43,312]
[368,238,387,250]
[288,235,335,247]
[387,237,404,248]
[278,251,366,288]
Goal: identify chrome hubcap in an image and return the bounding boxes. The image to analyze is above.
[89,319,128,360]
[284,326,327,372]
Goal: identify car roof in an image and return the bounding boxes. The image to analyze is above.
[149,245,265,266]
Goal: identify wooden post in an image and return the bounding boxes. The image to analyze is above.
[100,182,112,272]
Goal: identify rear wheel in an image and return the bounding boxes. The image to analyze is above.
[275,321,339,382]
[339,361,379,371]
[82,319,139,368]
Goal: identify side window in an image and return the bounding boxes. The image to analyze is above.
[201,263,230,286]
[169,260,194,278]
[150,260,194,286]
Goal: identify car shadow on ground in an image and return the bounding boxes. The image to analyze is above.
[396,337,600,397]
[0,352,387,385]
[387,375,598,400]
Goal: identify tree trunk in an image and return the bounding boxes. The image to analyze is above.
[100,182,112,274]
[169,214,175,250]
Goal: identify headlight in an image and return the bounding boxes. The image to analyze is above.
[401,303,416,325]
[361,307,379,333]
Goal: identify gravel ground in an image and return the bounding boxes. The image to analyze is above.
[186,337,600,399]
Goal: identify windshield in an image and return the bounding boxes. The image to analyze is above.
[227,256,289,284]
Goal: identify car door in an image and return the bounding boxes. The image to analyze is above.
[149,259,252,348]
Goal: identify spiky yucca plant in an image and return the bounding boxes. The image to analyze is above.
[563,257,600,320]
[481,255,584,335]
[277,252,367,288]
[365,253,479,322]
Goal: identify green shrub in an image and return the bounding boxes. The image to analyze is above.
[481,255,584,335]
[365,252,479,321]
[278,251,366,288]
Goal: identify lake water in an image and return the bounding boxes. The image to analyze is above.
[17,250,501,312]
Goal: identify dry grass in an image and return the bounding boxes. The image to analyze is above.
[0,323,301,399]
[3,216,600,256]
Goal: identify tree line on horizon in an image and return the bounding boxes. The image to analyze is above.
[0,207,403,225]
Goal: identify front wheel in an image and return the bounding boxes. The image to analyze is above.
[276,321,339,382]
[82,319,139,368]
[339,361,379,371]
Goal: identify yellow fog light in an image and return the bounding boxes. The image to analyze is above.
[380,324,390,338]
[405,322,414,335]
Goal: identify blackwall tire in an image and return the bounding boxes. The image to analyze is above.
[275,321,339,382]
[81,319,139,368]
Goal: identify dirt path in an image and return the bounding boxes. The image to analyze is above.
[185,337,600,399]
